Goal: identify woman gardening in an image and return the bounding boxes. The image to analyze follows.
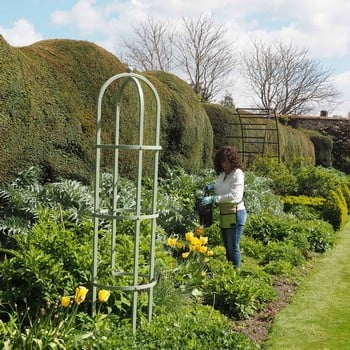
[201,146,247,268]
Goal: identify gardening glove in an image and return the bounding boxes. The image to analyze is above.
[204,183,215,192]
[201,196,217,206]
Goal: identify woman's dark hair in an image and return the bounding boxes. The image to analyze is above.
[213,146,243,174]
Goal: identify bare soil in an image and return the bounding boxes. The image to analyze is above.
[232,277,297,346]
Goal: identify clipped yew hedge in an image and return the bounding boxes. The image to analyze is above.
[0,36,213,183]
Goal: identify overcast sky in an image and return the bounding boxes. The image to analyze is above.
[1,0,350,116]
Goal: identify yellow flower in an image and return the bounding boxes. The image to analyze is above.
[98,289,111,303]
[182,252,190,259]
[199,236,208,245]
[195,226,204,236]
[201,271,206,277]
[61,296,71,308]
[190,236,200,246]
[176,241,184,249]
[207,250,214,257]
[199,245,208,254]
[75,286,89,305]
[167,237,177,247]
[185,231,194,241]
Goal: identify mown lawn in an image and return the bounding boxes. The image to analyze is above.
[265,220,350,349]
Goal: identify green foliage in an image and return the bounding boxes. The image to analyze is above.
[0,37,214,183]
[203,259,276,319]
[156,166,215,234]
[132,305,259,350]
[322,188,349,231]
[71,305,259,349]
[250,156,298,195]
[0,299,94,349]
[282,195,325,220]
[244,171,284,215]
[300,219,336,252]
[202,102,240,151]
[278,125,316,164]
[282,195,325,207]
[245,212,335,255]
[0,211,93,315]
[293,165,347,197]
[308,130,333,167]
[341,181,350,208]
[261,241,305,268]
[0,164,346,348]
[145,71,214,173]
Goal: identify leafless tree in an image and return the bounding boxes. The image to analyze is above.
[243,40,342,115]
[175,15,236,101]
[121,14,236,102]
[121,16,175,71]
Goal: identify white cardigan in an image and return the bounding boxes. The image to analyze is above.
[214,168,245,210]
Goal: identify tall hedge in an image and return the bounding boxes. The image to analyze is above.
[0,36,212,183]
[204,104,316,165]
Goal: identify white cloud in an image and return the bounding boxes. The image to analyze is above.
[0,19,43,46]
[332,70,350,116]
[51,0,106,35]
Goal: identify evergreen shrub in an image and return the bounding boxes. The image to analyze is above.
[322,188,348,231]
[249,156,298,195]
[282,195,325,220]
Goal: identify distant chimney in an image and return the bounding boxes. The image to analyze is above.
[320,110,328,117]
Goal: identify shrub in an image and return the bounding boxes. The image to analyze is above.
[341,181,350,209]
[241,236,265,259]
[261,241,305,268]
[156,166,215,234]
[249,156,298,195]
[245,212,310,251]
[203,259,276,319]
[244,171,284,216]
[0,211,93,316]
[322,188,348,231]
[300,219,335,252]
[263,260,296,276]
[294,166,347,197]
[282,195,325,220]
[81,304,259,349]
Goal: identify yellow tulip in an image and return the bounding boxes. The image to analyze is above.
[98,289,111,303]
[199,245,208,254]
[75,286,89,305]
[190,237,200,245]
[199,236,208,245]
[61,296,71,308]
[176,241,184,249]
[185,231,194,241]
[167,237,177,247]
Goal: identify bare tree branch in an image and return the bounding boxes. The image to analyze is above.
[174,14,236,101]
[243,40,342,114]
[119,14,237,102]
[120,15,175,71]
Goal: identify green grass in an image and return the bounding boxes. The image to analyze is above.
[265,219,350,349]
